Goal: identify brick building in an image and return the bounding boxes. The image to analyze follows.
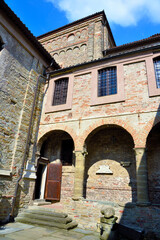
[37,12,160,234]
[1,1,160,236]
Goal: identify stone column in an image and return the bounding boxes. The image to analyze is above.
[134,148,150,205]
[73,150,86,200]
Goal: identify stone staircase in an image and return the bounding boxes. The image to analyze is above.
[16,206,78,230]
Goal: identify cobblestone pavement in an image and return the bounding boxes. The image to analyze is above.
[0,222,100,240]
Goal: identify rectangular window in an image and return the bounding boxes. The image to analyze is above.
[154,58,160,88]
[98,67,117,97]
[52,78,68,105]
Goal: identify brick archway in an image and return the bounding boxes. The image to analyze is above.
[77,119,137,150]
[37,126,77,152]
[137,115,160,148]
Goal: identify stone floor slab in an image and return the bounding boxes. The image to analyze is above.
[6,222,34,230]
[0,237,14,240]
[0,226,23,235]
[81,235,100,240]
[72,228,95,234]
[1,222,100,240]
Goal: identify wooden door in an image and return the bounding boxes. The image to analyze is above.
[45,162,62,201]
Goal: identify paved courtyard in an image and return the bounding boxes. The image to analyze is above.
[0,222,100,240]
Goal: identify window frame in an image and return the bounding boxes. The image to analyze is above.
[98,66,117,97]
[146,54,160,97]
[153,57,160,89]
[91,63,125,106]
[52,77,69,106]
[45,75,74,113]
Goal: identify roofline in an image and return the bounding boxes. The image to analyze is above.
[48,40,160,75]
[1,0,60,69]
[103,34,160,56]
[37,10,116,46]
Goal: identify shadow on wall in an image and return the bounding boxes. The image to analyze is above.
[0,198,12,225]
[0,176,12,225]
[83,125,137,203]
[101,105,160,239]
[10,179,30,221]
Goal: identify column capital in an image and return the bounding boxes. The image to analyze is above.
[73,150,88,156]
[133,147,146,155]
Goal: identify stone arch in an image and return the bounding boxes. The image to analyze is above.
[53,53,59,62]
[59,50,65,56]
[37,126,77,153]
[66,48,72,55]
[138,115,160,147]
[67,33,75,42]
[75,31,81,40]
[62,36,67,42]
[80,44,87,50]
[80,28,88,39]
[51,40,56,50]
[73,46,80,51]
[78,119,137,150]
[73,46,80,64]
[66,48,72,62]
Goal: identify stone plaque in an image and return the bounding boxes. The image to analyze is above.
[96,165,113,175]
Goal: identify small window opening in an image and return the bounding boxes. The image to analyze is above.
[98,67,117,97]
[52,78,69,106]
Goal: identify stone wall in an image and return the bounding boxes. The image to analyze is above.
[0,23,46,221]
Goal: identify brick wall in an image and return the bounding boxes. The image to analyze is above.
[85,127,136,203]
[39,53,160,209]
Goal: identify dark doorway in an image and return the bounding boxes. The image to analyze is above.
[35,163,43,199]
[61,139,74,166]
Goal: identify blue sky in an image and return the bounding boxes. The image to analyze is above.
[4,0,160,46]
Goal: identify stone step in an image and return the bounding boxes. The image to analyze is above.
[16,206,78,230]
[16,216,78,230]
[24,208,68,218]
[17,212,72,224]
[32,200,51,206]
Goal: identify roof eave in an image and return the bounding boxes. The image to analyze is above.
[1,0,60,70]
[48,41,160,75]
